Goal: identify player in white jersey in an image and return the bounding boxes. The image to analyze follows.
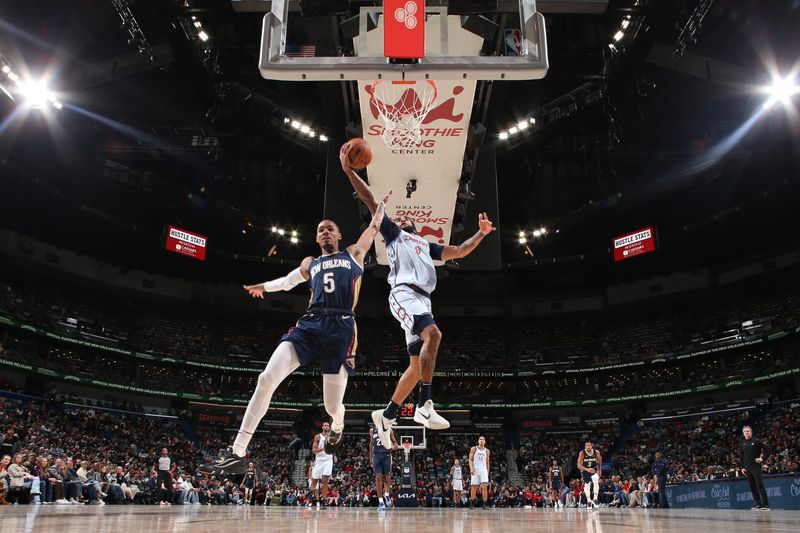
[340,145,496,448]
[469,436,491,510]
[310,422,334,507]
[450,458,464,507]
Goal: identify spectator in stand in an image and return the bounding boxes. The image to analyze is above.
[0,454,10,504]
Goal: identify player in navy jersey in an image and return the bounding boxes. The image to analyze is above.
[577,441,603,509]
[199,196,389,477]
[548,459,564,508]
[340,145,496,448]
[369,424,397,510]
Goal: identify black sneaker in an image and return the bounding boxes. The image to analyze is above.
[198,447,247,477]
[324,426,344,454]
[482,503,489,510]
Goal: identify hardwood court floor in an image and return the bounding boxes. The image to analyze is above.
[1,505,799,533]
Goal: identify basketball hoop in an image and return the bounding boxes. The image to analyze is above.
[369,80,437,148]
[402,441,413,460]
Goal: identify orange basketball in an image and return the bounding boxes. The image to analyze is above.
[346,138,372,170]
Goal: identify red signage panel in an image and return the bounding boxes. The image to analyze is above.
[613,226,656,262]
[384,0,425,59]
[165,225,207,261]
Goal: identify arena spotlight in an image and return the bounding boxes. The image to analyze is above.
[197,30,210,42]
[763,75,799,110]
[16,78,61,110]
[319,135,328,142]
[290,237,299,244]
[498,132,508,140]
[613,30,624,42]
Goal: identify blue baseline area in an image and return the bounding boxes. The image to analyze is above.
[666,474,800,509]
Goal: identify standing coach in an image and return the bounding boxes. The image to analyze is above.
[740,425,770,511]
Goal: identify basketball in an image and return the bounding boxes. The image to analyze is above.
[345,138,372,169]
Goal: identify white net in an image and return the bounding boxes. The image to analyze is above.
[369,80,438,148]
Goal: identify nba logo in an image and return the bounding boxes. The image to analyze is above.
[504,28,523,56]
[384,0,425,59]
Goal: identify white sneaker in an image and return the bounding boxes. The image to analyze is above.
[413,400,450,429]
[371,409,396,450]
[69,498,79,505]
[56,499,69,505]
[98,500,105,506]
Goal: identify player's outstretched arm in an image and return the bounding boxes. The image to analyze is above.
[439,212,496,261]
[348,192,389,263]
[340,143,378,213]
[577,451,585,472]
[243,257,313,298]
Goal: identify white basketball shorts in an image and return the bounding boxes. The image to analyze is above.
[312,460,332,479]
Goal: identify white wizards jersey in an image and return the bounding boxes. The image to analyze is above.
[452,466,462,480]
[380,215,444,295]
[473,447,488,471]
[316,433,332,463]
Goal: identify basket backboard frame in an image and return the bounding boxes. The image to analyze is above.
[259,0,548,81]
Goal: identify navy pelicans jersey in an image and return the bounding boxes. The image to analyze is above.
[380,215,443,295]
[307,251,363,312]
[550,466,562,484]
[581,449,599,480]
[372,429,390,457]
[282,250,363,375]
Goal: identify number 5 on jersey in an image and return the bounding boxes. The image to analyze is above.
[323,272,335,293]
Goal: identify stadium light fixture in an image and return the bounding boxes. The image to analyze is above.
[517,121,528,130]
[518,237,526,244]
[198,30,210,42]
[319,135,328,142]
[613,30,624,42]
[498,132,508,140]
[763,75,799,110]
[290,237,299,244]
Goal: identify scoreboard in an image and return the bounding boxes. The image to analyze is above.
[399,402,416,419]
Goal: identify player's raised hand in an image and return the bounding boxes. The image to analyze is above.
[381,190,392,205]
[243,284,265,299]
[478,212,496,235]
[339,143,352,171]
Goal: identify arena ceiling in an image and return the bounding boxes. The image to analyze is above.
[0,0,798,291]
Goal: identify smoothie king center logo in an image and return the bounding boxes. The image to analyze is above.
[395,206,448,243]
[365,84,468,153]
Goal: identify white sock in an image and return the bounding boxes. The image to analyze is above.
[232,342,300,456]
[583,482,592,504]
[323,366,348,431]
[592,474,600,502]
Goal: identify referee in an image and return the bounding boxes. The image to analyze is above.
[740,426,770,511]
[155,447,174,505]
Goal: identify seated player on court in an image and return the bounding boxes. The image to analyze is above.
[369,423,397,510]
[199,196,389,477]
[339,143,496,447]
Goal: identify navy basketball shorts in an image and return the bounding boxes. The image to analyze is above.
[281,313,357,375]
[373,454,392,476]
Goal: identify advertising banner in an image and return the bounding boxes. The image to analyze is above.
[165,225,207,261]
[667,475,800,510]
[613,226,656,262]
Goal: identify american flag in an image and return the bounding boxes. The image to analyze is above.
[285,45,316,58]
